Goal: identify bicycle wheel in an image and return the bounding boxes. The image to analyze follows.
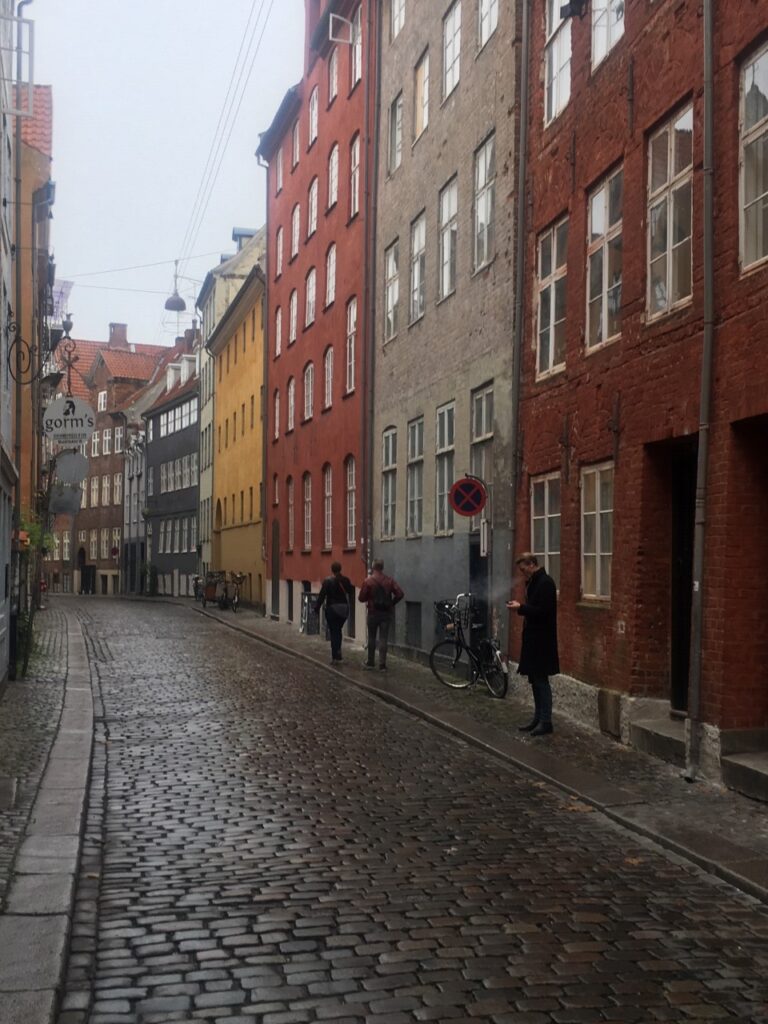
[483,659,508,699]
[429,639,475,688]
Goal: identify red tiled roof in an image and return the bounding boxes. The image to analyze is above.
[98,350,162,382]
[145,372,199,415]
[54,338,107,399]
[20,85,53,158]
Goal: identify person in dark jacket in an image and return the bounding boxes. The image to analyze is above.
[314,562,355,663]
[358,559,404,670]
[507,552,559,736]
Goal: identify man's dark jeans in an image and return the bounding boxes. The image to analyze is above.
[529,674,552,724]
[366,611,391,666]
[325,607,347,660]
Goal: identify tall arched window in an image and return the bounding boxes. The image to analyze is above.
[328,47,338,103]
[287,477,294,549]
[275,226,283,277]
[273,390,280,440]
[291,203,301,256]
[328,144,339,207]
[308,177,319,236]
[323,464,333,548]
[289,289,298,343]
[345,296,357,393]
[273,473,279,505]
[325,244,336,306]
[303,472,312,550]
[305,267,317,326]
[303,362,314,420]
[323,346,333,409]
[345,455,356,547]
[309,86,319,145]
[287,377,295,431]
[350,134,360,217]
[274,307,282,357]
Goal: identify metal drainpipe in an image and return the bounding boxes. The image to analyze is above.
[508,0,531,593]
[361,0,381,577]
[685,0,715,782]
[257,153,270,573]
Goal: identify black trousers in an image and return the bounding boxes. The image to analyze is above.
[325,608,347,659]
[529,674,553,724]
[366,612,391,666]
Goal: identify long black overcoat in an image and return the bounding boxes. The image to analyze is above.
[516,568,560,677]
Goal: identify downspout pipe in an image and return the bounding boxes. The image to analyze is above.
[685,0,715,782]
[361,0,381,578]
[257,153,270,578]
[508,0,531,597]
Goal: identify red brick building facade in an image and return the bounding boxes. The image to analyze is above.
[517,0,768,768]
[258,0,377,627]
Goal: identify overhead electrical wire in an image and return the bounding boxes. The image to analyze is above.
[64,250,224,280]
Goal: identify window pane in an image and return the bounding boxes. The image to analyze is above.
[539,231,552,278]
[555,219,568,266]
[608,171,623,225]
[532,481,545,516]
[583,472,596,513]
[650,129,668,192]
[674,109,694,173]
[599,467,613,509]
[599,555,612,597]
[672,181,692,243]
[590,187,605,240]
[583,554,597,596]
[650,198,668,260]
[606,235,622,337]
[744,50,768,132]
[548,513,561,552]
[533,518,546,552]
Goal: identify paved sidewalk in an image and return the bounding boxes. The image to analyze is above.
[195,600,768,904]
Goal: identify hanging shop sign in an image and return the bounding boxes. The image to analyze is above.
[53,451,89,485]
[42,397,96,447]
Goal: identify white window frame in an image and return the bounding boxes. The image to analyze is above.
[91,431,99,457]
[410,211,426,322]
[470,383,493,530]
[345,456,356,548]
[113,472,122,506]
[740,44,768,271]
[406,416,424,537]
[414,50,430,139]
[384,240,400,340]
[309,86,319,146]
[351,5,363,86]
[435,402,455,535]
[303,363,314,421]
[478,0,498,48]
[328,144,339,207]
[544,0,571,125]
[537,216,569,378]
[592,0,625,70]
[291,204,301,257]
[326,244,336,306]
[303,473,312,550]
[287,378,296,431]
[276,226,284,276]
[100,527,109,561]
[97,390,107,412]
[63,532,70,561]
[114,426,123,453]
[275,307,283,357]
[474,133,496,270]
[391,0,405,39]
[323,347,334,409]
[382,428,397,540]
[647,106,694,317]
[305,268,317,326]
[581,462,613,600]
[102,428,111,455]
[292,119,300,167]
[443,1,462,98]
[346,298,357,393]
[89,530,98,561]
[350,134,360,218]
[439,176,458,300]
[531,472,561,588]
[90,477,99,507]
[276,144,284,192]
[273,390,280,440]
[587,167,623,350]
[289,289,298,343]
[323,464,333,548]
[328,47,339,103]
[388,92,403,173]
[308,177,318,236]
[287,477,295,550]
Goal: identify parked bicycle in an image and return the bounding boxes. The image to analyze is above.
[202,570,245,612]
[429,593,508,698]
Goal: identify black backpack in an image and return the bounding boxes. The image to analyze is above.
[371,579,392,612]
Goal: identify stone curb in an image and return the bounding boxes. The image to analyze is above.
[0,615,93,1024]
[195,605,768,907]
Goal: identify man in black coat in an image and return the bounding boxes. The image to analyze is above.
[314,562,355,663]
[507,552,559,736]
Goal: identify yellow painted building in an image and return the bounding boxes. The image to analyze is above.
[208,265,267,610]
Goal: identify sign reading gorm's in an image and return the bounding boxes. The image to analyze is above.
[43,396,96,446]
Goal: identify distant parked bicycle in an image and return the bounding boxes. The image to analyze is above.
[430,593,508,699]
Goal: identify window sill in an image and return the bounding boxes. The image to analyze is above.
[301,416,313,425]
[347,212,360,227]
[436,290,455,308]
[323,299,335,313]
[576,599,611,611]
[408,312,425,329]
[326,200,337,216]
[383,332,397,346]
[435,530,454,538]
[301,547,312,555]
[406,533,423,540]
[342,388,356,399]
[306,230,317,242]
[412,126,427,149]
[321,404,332,414]
[306,138,317,153]
[740,253,768,278]
[288,253,298,265]
[471,255,496,278]
[342,545,356,553]
[584,334,620,356]
[440,84,459,109]
[535,363,566,384]
[304,320,315,331]
[475,31,497,59]
[285,427,294,436]
[348,79,361,100]
[327,95,337,112]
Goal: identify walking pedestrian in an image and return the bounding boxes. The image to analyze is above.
[358,558,404,670]
[314,561,355,663]
[507,552,559,736]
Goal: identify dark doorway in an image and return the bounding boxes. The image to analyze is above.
[286,579,294,622]
[469,536,489,635]
[670,441,697,713]
[271,519,280,617]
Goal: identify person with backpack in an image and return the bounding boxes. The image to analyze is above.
[358,558,404,670]
[314,561,355,663]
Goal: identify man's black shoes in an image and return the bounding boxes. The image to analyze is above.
[530,722,554,736]
[518,719,539,732]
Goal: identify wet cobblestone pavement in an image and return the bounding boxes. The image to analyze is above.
[55,599,768,1023]
[0,607,67,909]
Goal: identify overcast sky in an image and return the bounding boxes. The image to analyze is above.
[35,0,304,345]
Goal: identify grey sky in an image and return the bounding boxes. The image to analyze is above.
[35,0,304,345]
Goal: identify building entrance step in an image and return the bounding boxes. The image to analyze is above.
[721,751,768,804]
[629,716,686,767]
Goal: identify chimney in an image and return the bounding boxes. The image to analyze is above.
[108,322,128,349]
